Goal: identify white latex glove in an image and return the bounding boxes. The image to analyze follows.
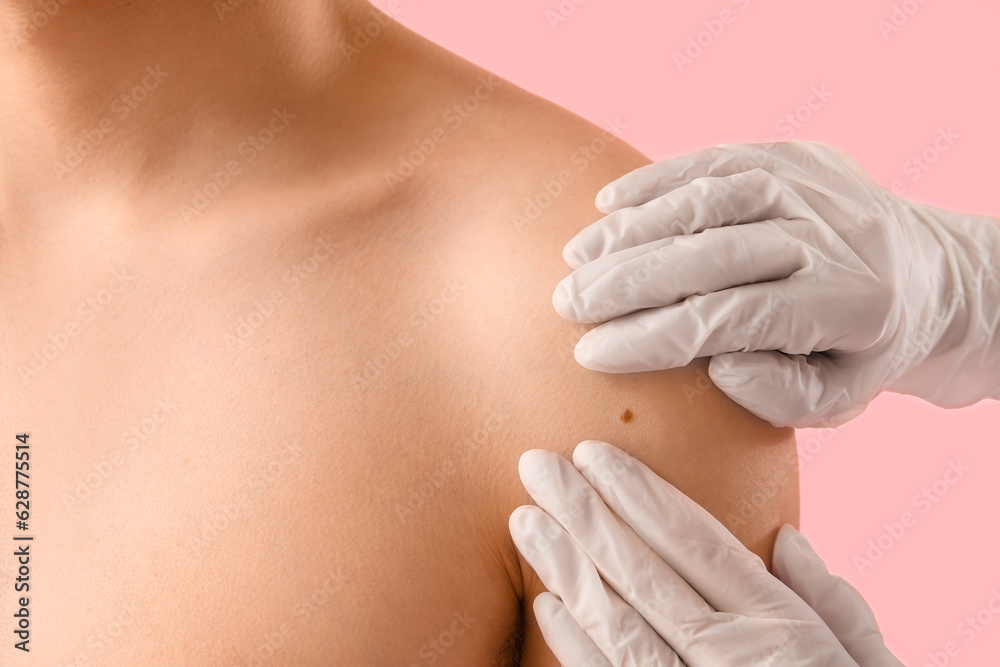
[554,141,1000,427]
[509,441,903,667]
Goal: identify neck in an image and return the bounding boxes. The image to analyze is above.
[0,0,372,226]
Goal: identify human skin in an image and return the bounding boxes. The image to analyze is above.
[0,1,798,665]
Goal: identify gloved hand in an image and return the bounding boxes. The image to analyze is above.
[509,441,903,667]
[554,141,1000,427]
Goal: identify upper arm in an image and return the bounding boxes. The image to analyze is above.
[489,118,798,666]
[422,86,800,665]
[447,102,801,563]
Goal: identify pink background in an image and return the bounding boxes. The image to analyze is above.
[373,0,1000,662]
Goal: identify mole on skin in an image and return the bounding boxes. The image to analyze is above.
[620,408,633,423]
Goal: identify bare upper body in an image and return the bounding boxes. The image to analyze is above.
[0,2,798,665]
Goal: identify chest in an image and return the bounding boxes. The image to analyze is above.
[1,246,521,665]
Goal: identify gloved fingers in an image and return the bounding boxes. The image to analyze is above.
[517,451,716,625]
[532,593,616,667]
[511,447,816,667]
[509,504,677,667]
[517,447,861,666]
[555,219,808,323]
[708,351,867,428]
[594,145,769,213]
[571,441,816,619]
[566,169,813,268]
[773,526,905,667]
[540,447,854,666]
[572,278,833,373]
[534,593,686,667]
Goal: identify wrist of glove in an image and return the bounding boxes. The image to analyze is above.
[883,200,1000,407]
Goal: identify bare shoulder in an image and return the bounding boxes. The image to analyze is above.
[378,48,801,552]
[432,86,800,662]
[369,26,649,246]
[383,55,801,548]
[425,65,650,247]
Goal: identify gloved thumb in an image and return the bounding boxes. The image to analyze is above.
[773,525,904,667]
[708,351,865,429]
